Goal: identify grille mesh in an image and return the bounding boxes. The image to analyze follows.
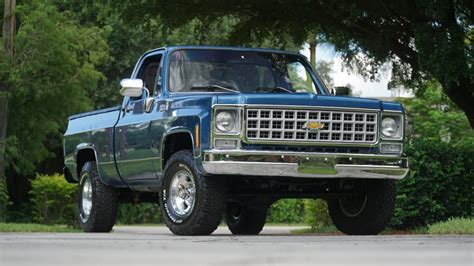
[246,108,378,144]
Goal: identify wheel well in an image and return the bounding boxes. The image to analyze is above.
[162,132,193,168]
[76,149,96,177]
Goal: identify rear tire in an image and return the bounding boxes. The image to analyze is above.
[161,150,226,235]
[225,202,267,235]
[78,161,119,232]
[328,179,396,235]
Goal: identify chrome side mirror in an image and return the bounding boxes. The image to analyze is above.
[120,79,143,97]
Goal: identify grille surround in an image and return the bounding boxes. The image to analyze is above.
[245,108,378,145]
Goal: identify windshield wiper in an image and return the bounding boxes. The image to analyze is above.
[190,85,239,93]
[256,87,294,93]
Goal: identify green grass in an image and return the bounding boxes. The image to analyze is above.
[0,223,80,233]
[291,225,340,235]
[427,217,474,235]
[292,219,474,235]
[291,225,430,235]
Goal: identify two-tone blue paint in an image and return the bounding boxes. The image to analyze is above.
[63,46,404,190]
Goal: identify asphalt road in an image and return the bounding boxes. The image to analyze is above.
[0,226,472,266]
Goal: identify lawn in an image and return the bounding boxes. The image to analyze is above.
[291,217,473,235]
[0,223,80,233]
[427,217,474,235]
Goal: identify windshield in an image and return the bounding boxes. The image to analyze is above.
[168,49,320,94]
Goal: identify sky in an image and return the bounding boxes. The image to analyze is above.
[299,43,413,98]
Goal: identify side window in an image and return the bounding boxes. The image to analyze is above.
[137,54,163,98]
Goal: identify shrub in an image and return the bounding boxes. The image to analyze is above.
[6,203,35,223]
[0,179,9,222]
[267,199,305,224]
[30,173,77,226]
[303,199,332,228]
[390,139,473,228]
[117,203,162,224]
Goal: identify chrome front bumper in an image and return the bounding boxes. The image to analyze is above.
[201,150,409,180]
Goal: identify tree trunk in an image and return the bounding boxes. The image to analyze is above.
[2,0,16,54]
[0,93,8,171]
[441,75,474,128]
[1,0,16,221]
[0,92,8,221]
[309,38,317,67]
[2,0,16,175]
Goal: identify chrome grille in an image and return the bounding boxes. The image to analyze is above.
[246,108,378,144]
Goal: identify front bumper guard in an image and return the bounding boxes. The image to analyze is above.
[201,150,409,180]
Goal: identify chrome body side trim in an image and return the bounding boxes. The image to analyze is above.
[201,149,409,180]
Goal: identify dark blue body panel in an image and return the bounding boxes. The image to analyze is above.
[215,93,403,112]
[63,46,404,189]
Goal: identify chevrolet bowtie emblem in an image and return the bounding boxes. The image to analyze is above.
[302,121,325,130]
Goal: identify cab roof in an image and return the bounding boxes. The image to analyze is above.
[142,45,302,57]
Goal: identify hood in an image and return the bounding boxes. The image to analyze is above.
[215,93,403,112]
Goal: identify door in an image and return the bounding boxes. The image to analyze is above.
[115,53,163,181]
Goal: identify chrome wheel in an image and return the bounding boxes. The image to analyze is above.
[169,169,196,218]
[81,176,93,222]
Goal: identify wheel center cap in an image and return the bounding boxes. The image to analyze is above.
[178,187,186,199]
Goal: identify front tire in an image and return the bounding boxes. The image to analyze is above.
[78,161,119,232]
[328,179,396,235]
[225,202,268,235]
[161,150,226,235]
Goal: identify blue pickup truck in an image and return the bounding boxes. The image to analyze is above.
[64,46,408,235]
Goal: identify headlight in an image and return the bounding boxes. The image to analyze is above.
[381,117,397,137]
[215,110,237,133]
[381,115,403,139]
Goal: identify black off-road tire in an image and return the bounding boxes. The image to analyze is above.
[328,179,396,235]
[161,150,226,235]
[225,202,268,235]
[78,161,119,232]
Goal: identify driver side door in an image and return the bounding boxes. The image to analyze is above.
[115,53,163,182]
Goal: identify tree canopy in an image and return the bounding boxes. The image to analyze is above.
[0,1,108,174]
[1,0,303,204]
[119,0,474,126]
[399,81,473,145]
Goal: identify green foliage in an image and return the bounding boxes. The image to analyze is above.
[117,203,163,224]
[315,60,334,89]
[399,81,474,145]
[5,204,35,223]
[267,199,305,224]
[124,0,474,125]
[427,217,474,235]
[303,199,332,229]
[1,0,108,175]
[390,139,473,228]
[29,173,77,226]
[0,179,9,222]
